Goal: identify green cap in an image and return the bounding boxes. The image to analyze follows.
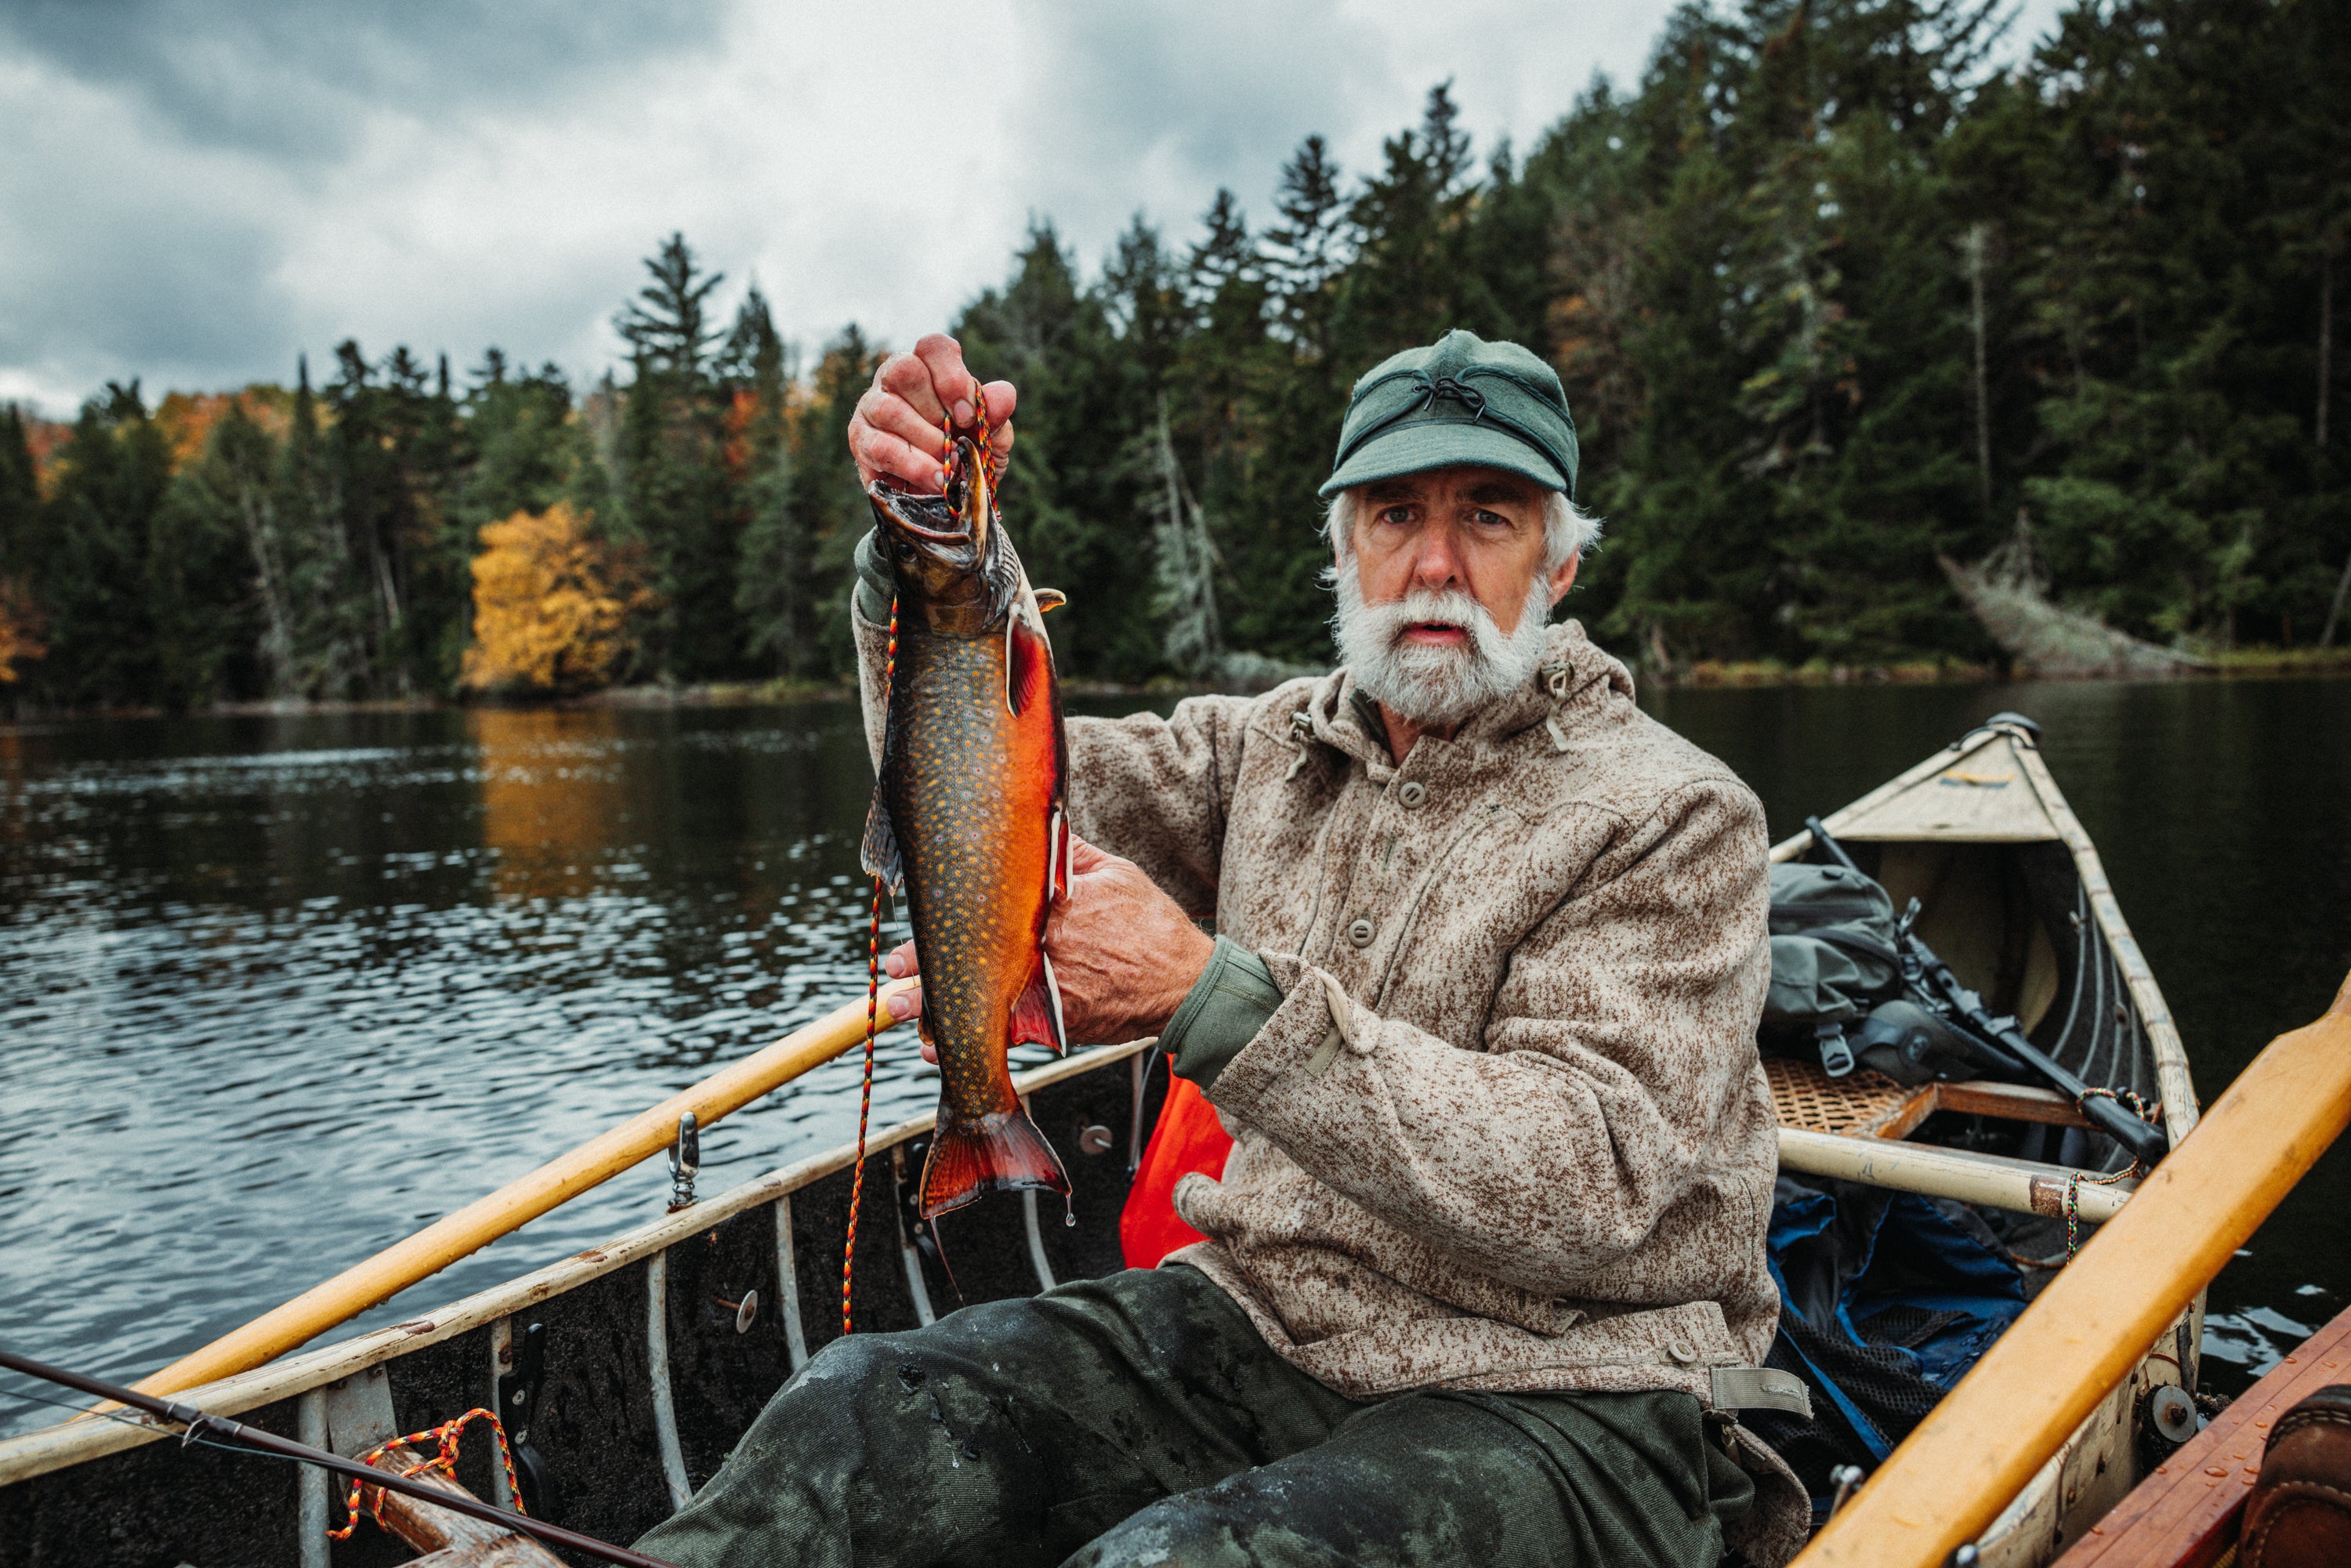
[1319,328,1578,499]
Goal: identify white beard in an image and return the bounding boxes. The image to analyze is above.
[1331,567,1552,730]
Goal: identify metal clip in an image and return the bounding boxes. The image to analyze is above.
[1827,1464,1864,1520]
[668,1112,700,1211]
[1817,1022,1856,1078]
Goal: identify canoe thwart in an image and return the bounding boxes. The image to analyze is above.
[1777,1128,2135,1223]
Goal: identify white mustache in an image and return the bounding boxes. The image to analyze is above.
[1331,575,1552,727]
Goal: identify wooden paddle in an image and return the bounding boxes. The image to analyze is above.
[1793,966,2351,1567]
[121,980,918,1402]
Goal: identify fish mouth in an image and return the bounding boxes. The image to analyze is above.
[883,509,970,547]
[871,435,994,553]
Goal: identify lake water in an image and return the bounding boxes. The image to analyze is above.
[2,676,2346,1438]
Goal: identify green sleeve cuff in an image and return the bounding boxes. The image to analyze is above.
[853,529,893,626]
[1161,936,1285,1095]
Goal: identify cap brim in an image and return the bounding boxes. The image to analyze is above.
[1317,422,1568,498]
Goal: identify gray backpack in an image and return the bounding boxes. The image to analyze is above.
[1762,862,2021,1085]
[1762,862,1902,1076]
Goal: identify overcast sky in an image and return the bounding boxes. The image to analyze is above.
[0,0,2066,417]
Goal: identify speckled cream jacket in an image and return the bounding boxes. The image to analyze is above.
[858,613,1805,1563]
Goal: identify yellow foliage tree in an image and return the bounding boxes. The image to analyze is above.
[461,503,656,695]
[0,578,46,684]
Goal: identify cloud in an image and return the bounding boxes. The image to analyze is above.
[0,0,2071,417]
[0,1,719,162]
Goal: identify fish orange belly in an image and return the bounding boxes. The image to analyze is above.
[885,620,1066,1213]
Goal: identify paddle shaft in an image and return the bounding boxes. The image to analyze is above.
[1803,817,2168,1168]
[125,979,916,1402]
[0,1349,678,1568]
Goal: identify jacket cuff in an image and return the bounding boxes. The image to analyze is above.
[1201,951,1361,1115]
[852,529,893,627]
[1161,936,1284,1095]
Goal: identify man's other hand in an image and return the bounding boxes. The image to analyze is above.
[879,835,1215,1065]
[849,333,1017,494]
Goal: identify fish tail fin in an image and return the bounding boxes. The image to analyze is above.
[919,1105,1070,1219]
[1008,951,1067,1056]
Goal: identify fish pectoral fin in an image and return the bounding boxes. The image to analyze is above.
[1033,588,1067,613]
[1006,613,1051,717]
[1009,954,1067,1056]
[859,787,904,892]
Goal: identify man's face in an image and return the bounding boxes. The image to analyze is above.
[1348,465,1572,635]
[1331,465,1580,730]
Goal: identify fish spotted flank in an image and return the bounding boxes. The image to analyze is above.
[863,430,1072,1220]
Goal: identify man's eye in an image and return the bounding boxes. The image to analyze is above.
[1379,507,1414,527]
[1473,509,1510,529]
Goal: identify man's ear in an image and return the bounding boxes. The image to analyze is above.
[1547,549,1581,608]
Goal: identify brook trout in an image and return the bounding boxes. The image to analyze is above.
[863,433,1073,1220]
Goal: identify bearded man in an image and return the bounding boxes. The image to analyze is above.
[637,329,1807,1568]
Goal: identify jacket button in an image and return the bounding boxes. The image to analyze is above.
[1667,1341,1699,1365]
[1346,918,1376,948]
[1397,780,1428,809]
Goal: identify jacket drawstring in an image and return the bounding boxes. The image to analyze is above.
[1542,662,1573,753]
[1286,708,1317,780]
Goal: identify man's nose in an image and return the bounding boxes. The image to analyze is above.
[1406,523,1465,592]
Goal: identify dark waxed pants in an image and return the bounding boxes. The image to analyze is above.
[634,1266,1754,1568]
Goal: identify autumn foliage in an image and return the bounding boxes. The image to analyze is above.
[0,577,45,683]
[461,503,656,695]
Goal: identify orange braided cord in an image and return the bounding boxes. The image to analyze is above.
[325,1406,527,1542]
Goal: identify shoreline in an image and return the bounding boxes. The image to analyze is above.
[4,647,2348,723]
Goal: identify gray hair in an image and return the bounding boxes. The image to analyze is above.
[1324,487,1601,574]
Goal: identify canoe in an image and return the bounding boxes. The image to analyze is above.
[2045,1301,2351,1567]
[0,713,2207,1566]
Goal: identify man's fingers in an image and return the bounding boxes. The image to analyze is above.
[886,982,922,1021]
[856,386,951,463]
[882,940,919,980]
[849,416,947,494]
[911,335,978,426]
[1063,834,1124,875]
[875,350,949,427]
[985,411,1016,479]
[980,380,1018,429]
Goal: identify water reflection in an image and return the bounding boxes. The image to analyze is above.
[0,678,2344,1438]
[476,708,638,902]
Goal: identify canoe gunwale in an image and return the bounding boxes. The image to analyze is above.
[0,1038,1157,1489]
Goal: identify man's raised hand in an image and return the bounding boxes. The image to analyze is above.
[849,333,1016,494]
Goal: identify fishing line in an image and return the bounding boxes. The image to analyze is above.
[0,1385,255,1465]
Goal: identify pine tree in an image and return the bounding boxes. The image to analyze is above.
[731,286,817,675]
[614,234,738,679]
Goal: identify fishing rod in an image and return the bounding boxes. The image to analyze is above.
[0,1348,679,1568]
[1803,816,2171,1170]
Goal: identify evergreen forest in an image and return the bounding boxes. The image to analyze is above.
[2,0,2346,709]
